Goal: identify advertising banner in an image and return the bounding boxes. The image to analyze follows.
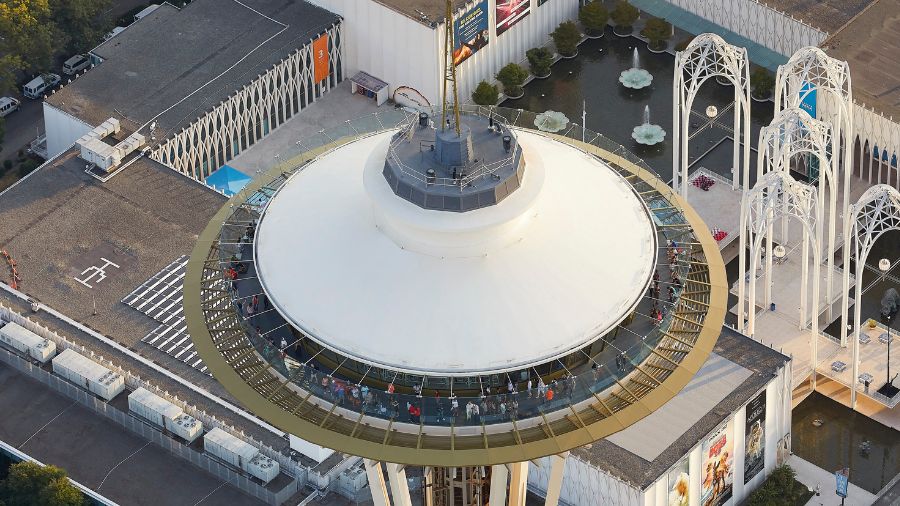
[799,80,817,118]
[453,0,489,66]
[496,0,530,36]
[313,34,330,83]
[701,422,734,506]
[744,391,766,484]
[666,457,690,506]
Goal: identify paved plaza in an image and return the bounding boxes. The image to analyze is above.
[229,80,387,177]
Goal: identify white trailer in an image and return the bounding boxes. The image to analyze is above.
[204,428,279,483]
[128,388,202,443]
[0,322,57,363]
[52,348,124,401]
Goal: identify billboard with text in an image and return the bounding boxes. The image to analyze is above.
[701,422,734,506]
[453,0,489,66]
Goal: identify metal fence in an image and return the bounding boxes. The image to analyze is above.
[0,307,303,505]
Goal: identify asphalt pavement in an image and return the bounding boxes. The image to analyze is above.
[1,97,43,166]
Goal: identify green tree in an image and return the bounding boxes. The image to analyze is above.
[551,21,581,57]
[526,47,553,77]
[495,63,529,97]
[0,0,55,93]
[640,18,672,50]
[471,80,499,106]
[50,0,113,54]
[610,0,639,32]
[579,1,608,36]
[750,67,775,99]
[0,461,85,506]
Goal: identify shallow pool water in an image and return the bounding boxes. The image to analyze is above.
[792,392,900,494]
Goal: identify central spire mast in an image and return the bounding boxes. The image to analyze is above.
[441,0,461,137]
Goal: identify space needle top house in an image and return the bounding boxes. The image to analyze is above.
[185,3,727,504]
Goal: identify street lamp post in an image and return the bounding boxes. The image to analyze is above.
[879,259,895,386]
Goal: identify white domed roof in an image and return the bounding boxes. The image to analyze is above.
[254,129,657,375]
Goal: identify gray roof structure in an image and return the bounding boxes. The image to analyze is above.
[574,327,789,490]
[47,0,340,140]
[824,0,900,120]
[763,0,874,34]
[368,0,469,26]
[0,150,225,386]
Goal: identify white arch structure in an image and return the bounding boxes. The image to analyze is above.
[756,108,833,311]
[673,33,751,199]
[840,185,900,408]
[775,47,853,323]
[738,171,822,384]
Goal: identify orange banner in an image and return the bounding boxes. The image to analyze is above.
[313,35,329,83]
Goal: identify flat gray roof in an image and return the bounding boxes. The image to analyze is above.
[0,364,267,506]
[763,0,875,34]
[574,327,789,490]
[368,0,469,26]
[47,0,339,139]
[824,0,900,120]
[0,151,224,382]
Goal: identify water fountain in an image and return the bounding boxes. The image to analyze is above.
[619,48,653,89]
[631,105,666,145]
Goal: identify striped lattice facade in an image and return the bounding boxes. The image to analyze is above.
[662,0,826,57]
[153,22,344,180]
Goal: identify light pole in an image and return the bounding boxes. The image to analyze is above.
[879,259,895,386]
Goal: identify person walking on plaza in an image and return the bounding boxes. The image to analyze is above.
[527,377,533,399]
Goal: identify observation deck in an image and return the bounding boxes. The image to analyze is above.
[185,106,728,466]
[382,111,524,212]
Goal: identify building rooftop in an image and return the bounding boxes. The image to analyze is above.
[0,150,225,382]
[574,327,789,490]
[368,0,469,26]
[824,0,900,120]
[47,0,339,141]
[763,0,874,34]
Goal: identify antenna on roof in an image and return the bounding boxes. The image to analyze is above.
[441,0,460,137]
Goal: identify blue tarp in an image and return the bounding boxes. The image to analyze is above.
[205,165,252,197]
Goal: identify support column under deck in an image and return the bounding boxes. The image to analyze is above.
[509,462,529,506]
[386,463,412,506]
[365,459,391,506]
[544,452,569,506]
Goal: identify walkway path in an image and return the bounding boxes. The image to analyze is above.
[789,455,875,506]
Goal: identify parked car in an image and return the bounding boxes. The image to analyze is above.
[0,97,20,118]
[22,73,61,100]
[62,54,90,75]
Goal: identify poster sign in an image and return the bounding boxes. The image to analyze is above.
[701,422,734,506]
[666,457,690,506]
[836,468,849,498]
[453,0,489,66]
[799,81,816,119]
[313,34,329,83]
[496,0,530,36]
[744,391,766,484]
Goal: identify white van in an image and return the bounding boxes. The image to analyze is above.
[0,97,20,118]
[62,55,89,75]
[22,73,60,99]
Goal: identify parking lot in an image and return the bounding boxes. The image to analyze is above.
[0,363,266,506]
